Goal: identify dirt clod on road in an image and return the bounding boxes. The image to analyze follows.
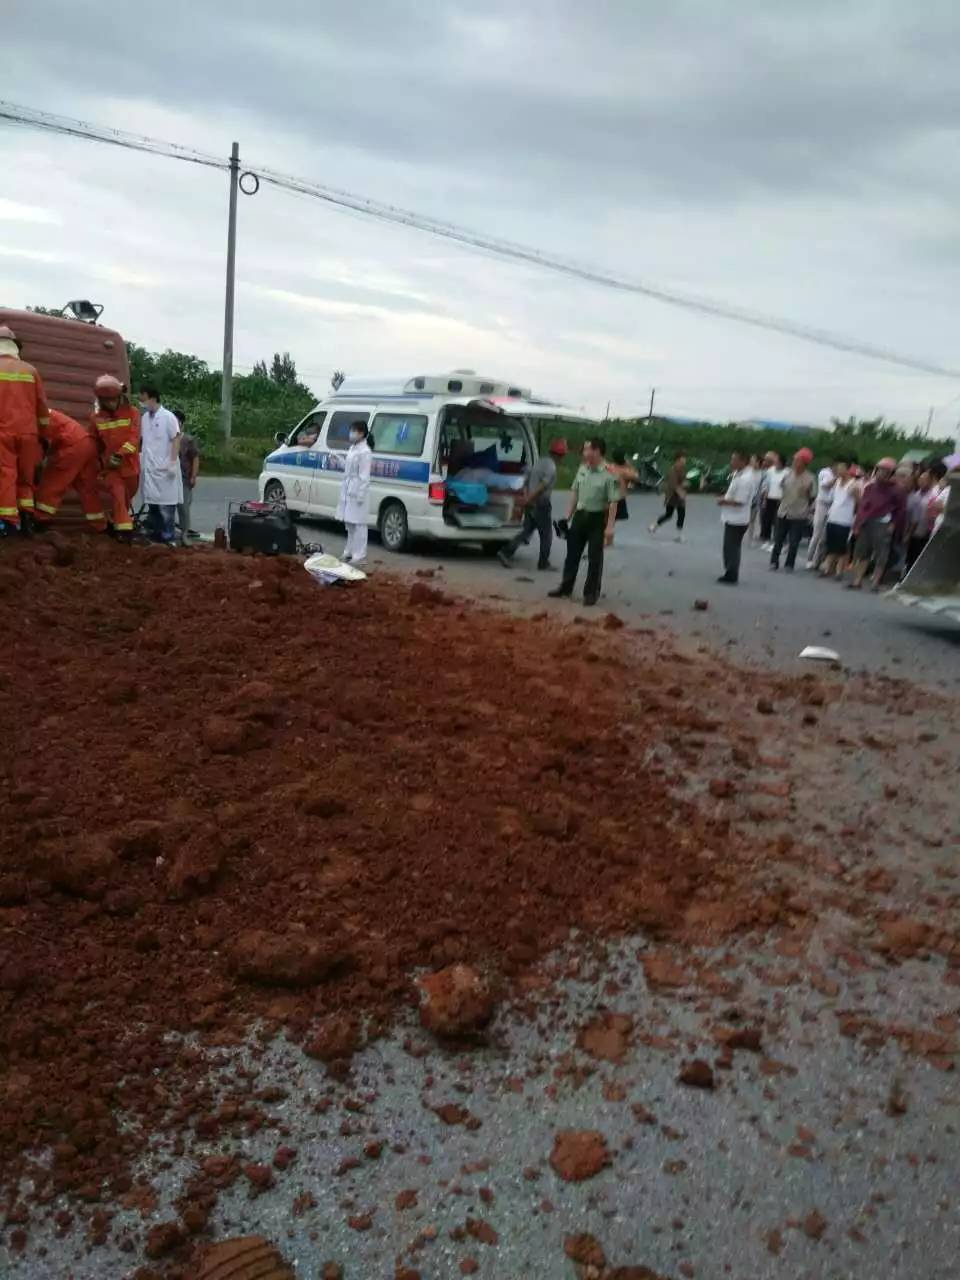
[417,963,496,1037]
[550,1130,610,1182]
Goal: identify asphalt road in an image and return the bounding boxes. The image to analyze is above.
[192,477,960,687]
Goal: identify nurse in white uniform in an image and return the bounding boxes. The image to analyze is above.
[336,420,372,564]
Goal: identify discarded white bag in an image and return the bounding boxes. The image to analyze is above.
[303,553,368,586]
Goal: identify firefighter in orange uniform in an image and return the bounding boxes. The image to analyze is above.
[91,374,140,537]
[0,323,48,534]
[34,409,107,531]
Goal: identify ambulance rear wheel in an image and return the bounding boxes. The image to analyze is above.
[379,500,409,553]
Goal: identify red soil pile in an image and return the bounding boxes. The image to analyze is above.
[0,539,770,1224]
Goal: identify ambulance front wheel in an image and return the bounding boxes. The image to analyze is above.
[263,480,286,507]
[379,500,409,553]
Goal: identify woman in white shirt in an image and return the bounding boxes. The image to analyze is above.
[805,462,839,569]
[926,461,951,535]
[819,461,858,579]
[759,451,788,546]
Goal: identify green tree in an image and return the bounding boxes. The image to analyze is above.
[270,351,300,388]
[831,414,883,439]
[126,342,156,392]
[153,350,212,390]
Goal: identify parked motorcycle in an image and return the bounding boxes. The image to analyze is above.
[628,445,664,491]
[685,459,732,493]
[685,457,710,491]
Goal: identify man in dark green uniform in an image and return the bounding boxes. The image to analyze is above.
[548,437,621,607]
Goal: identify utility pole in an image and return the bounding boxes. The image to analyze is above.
[925,405,934,435]
[604,400,610,421]
[221,141,240,442]
[647,386,656,422]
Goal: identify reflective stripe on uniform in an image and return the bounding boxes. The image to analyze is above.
[85,511,106,520]
[0,370,36,383]
[0,506,18,516]
[38,416,50,426]
[114,521,134,530]
[120,441,138,453]
[18,497,35,509]
[97,418,132,430]
[36,502,58,514]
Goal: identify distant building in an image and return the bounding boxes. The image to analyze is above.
[738,418,815,433]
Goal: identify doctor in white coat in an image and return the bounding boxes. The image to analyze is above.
[336,419,373,564]
[139,384,182,545]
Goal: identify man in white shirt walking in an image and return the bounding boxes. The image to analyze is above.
[138,384,182,545]
[716,450,755,584]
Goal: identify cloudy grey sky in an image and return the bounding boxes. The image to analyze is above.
[3,0,959,429]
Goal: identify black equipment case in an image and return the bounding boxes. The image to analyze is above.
[228,501,298,556]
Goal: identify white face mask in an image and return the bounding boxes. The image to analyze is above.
[349,431,362,443]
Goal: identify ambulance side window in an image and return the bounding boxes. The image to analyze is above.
[326,410,368,450]
[290,411,326,447]
[371,413,428,456]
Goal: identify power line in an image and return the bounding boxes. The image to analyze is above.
[0,102,226,171]
[3,100,960,382]
[253,163,960,382]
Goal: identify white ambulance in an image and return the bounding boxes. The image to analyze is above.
[258,371,586,552]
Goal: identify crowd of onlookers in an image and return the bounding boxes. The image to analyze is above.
[504,433,956,602]
[742,448,953,590]
[648,442,955,589]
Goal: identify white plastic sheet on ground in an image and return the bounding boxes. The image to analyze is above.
[798,645,840,662]
[303,553,368,586]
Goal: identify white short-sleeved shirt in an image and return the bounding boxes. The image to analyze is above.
[828,478,857,527]
[722,467,756,525]
[765,466,789,501]
[930,482,950,533]
[815,466,836,508]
